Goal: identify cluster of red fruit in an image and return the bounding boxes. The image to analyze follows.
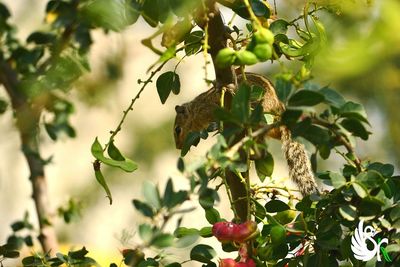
[212,221,259,267]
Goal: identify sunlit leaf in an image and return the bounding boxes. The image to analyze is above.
[91,138,138,172]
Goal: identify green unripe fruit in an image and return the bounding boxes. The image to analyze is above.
[257,245,274,261]
[254,28,274,45]
[215,48,237,68]
[273,209,296,225]
[234,50,258,66]
[253,44,272,61]
[270,225,286,245]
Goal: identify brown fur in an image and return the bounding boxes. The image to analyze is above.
[173,73,318,195]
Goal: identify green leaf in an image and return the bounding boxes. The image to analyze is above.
[94,167,112,204]
[141,0,159,27]
[82,0,130,31]
[199,188,218,209]
[288,90,325,106]
[163,178,174,207]
[319,87,346,108]
[91,138,138,172]
[329,172,347,189]
[339,101,369,124]
[205,208,221,224]
[0,98,8,114]
[190,244,216,263]
[68,247,89,259]
[255,152,274,182]
[253,199,267,220]
[156,71,180,104]
[174,235,199,248]
[0,3,11,20]
[26,32,55,44]
[292,119,330,146]
[233,0,270,19]
[340,118,370,140]
[250,0,270,18]
[143,181,161,209]
[22,256,44,266]
[270,19,289,34]
[138,258,158,267]
[352,182,368,198]
[281,109,302,127]
[270,225,286,245]
[357,170,384,188]
[151,233,174,248]
[250,85,265,101]
[275,77,293,102]
[390,205,400,221]
[139,224,153,243]
[184,31,203,56]
[168,0,199,17]
[177,157,185,172]
[265,199,290,212]
[165,263,181,267]
[107,141,125,161]
[132,199,155,218]
[24,236,33,247]
[367,162,394,177]
[163,178,188,209]
[181,131,201,156]
[11,221,25,232]
[174,227,199,238]
[6,235,24,250]
[123,249,145,267]
[3,250,19,258]
[359,197,383,216]
[199,226,213,237]
[339,205,357,221]
[232,83,250,123]
[318,144,331,159]
[279,39,319,57]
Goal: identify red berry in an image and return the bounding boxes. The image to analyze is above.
[219,258,236,267]
[234,221,259,243]
[213,222,237,242]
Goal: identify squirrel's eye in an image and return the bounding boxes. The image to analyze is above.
[175,126,182,136]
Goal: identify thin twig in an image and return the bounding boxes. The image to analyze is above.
[288,7,324,25]
[312,117,362,171]
[104,61,167,150]
[226,122,279,158]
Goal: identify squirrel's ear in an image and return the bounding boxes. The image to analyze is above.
[175,105,185,114]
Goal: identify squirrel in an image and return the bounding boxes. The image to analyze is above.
[173,73,318,196]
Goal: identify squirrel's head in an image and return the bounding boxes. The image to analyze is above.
[174,104,191,149]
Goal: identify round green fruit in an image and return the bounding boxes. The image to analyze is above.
[234,50,259,66]
[254,28,274,45]
[253,44,272,61]
[273,209,296,225]
[215,48,237,68]
[257,245,274,261]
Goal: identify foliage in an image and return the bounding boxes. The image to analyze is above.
[0,0,399,267]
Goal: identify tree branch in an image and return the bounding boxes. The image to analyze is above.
[195,1,250,222]
[0,61,58,254]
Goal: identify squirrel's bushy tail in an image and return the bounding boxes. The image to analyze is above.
[280,126,318,195]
